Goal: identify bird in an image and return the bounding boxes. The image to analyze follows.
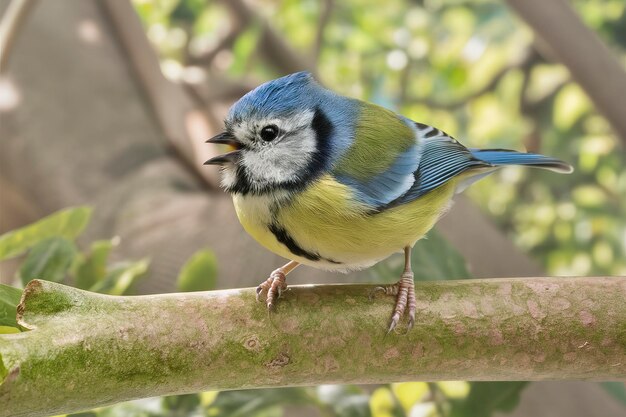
[204,71,572,332]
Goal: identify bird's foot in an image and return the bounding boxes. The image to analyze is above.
[256,268,288,310]
[374,272,416,333]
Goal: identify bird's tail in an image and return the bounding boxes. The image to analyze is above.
[470,149,573,174]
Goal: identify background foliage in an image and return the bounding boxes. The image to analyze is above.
[133,0,626,277]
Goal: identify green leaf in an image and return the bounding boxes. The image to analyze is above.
[600,382,626,406]
[449,382,528,417]
[436,381,470,399]
[0,350,6,382]
[0,283,22,327]
[230,22,262,75]
[318,385,373,417]
[177,249,218,292]
[370,386,397,417]
[72,238,119,290]
[390,382,429,412]
[412,229,471,280]
[162,393,201,412]
[0,207,92,261]
[89,259,149,295]
[17,237,77,286]
[0,325,21,334]
[84,398,163,417]
[209,388,317,417]
[553,84,591,130]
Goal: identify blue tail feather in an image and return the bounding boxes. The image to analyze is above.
[470,149,573,173]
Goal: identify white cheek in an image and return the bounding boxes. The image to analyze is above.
[219,165,238,189]
[242,128,317,185]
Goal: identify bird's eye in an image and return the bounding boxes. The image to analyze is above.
[260,125,280,142]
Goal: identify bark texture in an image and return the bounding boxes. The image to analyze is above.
[1,277,625,417]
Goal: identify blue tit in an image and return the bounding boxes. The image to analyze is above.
[205,72,572,332]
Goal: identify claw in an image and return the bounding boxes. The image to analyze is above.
[256,269,288,311]
[256,279,271,302]
[368,286,385,301]
[387,312,401,333]
[385,270,415,333]
[369,284,399,301]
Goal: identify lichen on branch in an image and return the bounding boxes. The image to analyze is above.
[1,277,625,417]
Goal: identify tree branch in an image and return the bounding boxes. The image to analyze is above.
[186,23,243,67]
[2,277,625,417]
[98,0,222,188]
[0,0,37,74]
[218,0,316,76]
[405,47,537,110]
[313,0,334,62]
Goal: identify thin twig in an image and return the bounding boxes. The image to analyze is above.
[218,0,316,76]
[187,23,244,67]
[313,0,334,62]
[427,382,447,417]
[405,48,535,110]
[0,0,38,74]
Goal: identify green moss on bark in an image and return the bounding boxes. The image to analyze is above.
[1,277,625,417]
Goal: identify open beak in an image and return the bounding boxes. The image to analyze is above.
[204,132,243,165]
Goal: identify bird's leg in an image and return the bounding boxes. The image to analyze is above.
[386,246,416,333]
[256,261,300,310]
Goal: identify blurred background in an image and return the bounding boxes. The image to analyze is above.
[0,0,625,416]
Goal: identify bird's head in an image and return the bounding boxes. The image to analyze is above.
[205,72,354,195]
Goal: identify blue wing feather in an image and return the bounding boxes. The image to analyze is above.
[387,133,490,207]
[469,149,573,173]
[388,136,573,209]
[335,121,572,212]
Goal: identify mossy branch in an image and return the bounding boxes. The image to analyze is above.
[1,277,625,417]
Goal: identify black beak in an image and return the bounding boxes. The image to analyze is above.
[204,132,243,165]
[205,132,241,147]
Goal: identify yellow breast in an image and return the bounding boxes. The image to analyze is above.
[233,174,456,271]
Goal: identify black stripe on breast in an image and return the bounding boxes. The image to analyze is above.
[269,223,320,261]
[268,223,341,264]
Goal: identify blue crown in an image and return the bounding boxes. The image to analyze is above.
[227,72,321,123]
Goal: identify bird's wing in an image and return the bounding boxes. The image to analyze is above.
[331,102,423,208]
[332,111,491,211]
[377,123,572,210]
[385,123,492,208]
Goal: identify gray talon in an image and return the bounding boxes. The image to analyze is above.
[387,314,400,333]
[408,316,415,330]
